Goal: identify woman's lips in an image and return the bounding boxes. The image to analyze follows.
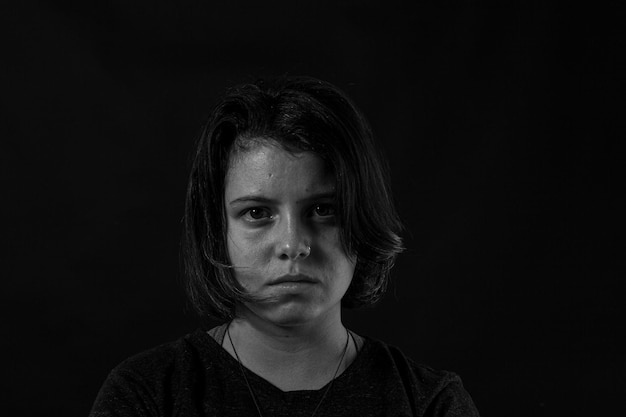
[268,274,318,286]
[269,282,317,292]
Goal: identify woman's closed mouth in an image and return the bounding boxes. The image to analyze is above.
[268,274,319,286]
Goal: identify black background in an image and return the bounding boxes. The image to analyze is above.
[2,1,621,416]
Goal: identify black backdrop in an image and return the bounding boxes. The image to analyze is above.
[2,1,621,416]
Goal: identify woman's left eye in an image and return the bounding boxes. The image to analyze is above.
[313,204,335,217]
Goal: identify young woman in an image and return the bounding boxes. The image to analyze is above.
[90,76,480,416]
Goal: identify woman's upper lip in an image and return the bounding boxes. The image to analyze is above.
[269,274,318,285]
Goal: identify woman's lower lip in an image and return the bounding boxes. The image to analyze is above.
[269,281,317,290]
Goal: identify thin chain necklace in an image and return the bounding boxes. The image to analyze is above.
[226,324,351,417]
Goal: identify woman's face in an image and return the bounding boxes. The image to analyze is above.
[224,141,355,327]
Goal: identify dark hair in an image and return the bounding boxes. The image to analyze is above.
[183,76,403,321]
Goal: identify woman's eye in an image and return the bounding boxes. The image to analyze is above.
[313,204,335,217]
[243,208,271,221]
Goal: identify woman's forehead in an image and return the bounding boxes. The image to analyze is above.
[224,142,335,202]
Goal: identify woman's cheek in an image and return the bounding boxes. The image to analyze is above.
[318,225,342,250]
[234,229,274,270]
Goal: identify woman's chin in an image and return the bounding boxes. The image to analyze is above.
[244,300,325,328]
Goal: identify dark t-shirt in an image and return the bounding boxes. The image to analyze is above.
[90,328,479,416]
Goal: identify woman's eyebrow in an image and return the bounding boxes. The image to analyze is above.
[228,196,278,206]
[297,191,335,203]
[228,191,336,206]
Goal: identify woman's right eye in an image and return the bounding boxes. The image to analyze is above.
[242,208,272,221]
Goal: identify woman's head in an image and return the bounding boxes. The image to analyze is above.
[183,76,403,321]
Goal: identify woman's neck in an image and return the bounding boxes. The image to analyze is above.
[223,309,353,391]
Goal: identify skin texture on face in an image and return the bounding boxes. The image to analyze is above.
[224,141,356,328]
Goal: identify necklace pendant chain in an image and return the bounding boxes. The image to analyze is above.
[227,324,351,417]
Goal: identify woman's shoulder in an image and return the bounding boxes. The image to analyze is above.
[354,335,480,416]
[109,328,217,378]
[359,335,459,379]
[90,329,219,416]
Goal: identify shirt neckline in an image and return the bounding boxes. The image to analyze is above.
[196,325,371,396]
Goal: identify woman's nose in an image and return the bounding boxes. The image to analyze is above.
[275,216,311,261]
